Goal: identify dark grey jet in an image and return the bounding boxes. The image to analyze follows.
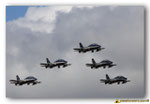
[86,58,116,69]
[10,75,41,86]
[40,58,71,68]
[100,74,130,84]
[74,43,105,53]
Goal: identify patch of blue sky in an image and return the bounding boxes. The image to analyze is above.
[6,6,29,22]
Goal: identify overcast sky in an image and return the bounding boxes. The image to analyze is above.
[6,6,144,98]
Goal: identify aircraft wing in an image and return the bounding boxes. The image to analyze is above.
[127,80,130,82]
[10,80,17,84]
[96,64,108,68]
[100,79,107,83]
[65,63,71,66]
[86,64,105,68]
[73,48,81,51]
[40,63,48,66]
[29,81,41,85]
[62,63,71,68]
[10,80,27,85]
[40,63,53,68]
[67,63,71,66]
[100,79,116,84]
[122,80,130,84]
[86,63,94,67]
[34,81,41,84]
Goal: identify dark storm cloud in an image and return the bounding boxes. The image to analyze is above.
[6,6,144,98]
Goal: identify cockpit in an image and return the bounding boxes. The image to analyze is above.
[88,43,100,47]
[55,59,67,63]
[114,76,127,80]
[24,76,37,80]
[100,60,112,64]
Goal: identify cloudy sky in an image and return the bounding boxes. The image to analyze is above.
[6,6,144,98]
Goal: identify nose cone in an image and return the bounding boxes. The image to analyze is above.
[123,77,127,80]
[34,77,37,80]
[62,59,67,63]
[109,61,113,64]
[98,45,101,48]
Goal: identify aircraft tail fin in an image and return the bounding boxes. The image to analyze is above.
[92,58,96,64]
[16,75,20,81]
[46,58,51,64]
[79,43,84,48]
[106,74,110,80]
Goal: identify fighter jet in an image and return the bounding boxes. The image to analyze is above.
[100,74,130,84]
[10,75,41,86]
[40,58,71,68]
[86,58,116,69]
[73,43,105,53]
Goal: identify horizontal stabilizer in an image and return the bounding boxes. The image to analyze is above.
[86,63,93,66]
[40,63,48,65]
[100,79,106,82]
[73,48,81,50]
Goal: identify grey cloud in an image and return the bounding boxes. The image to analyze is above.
[6,6,144,98]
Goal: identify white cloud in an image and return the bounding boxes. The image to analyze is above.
[7,6,96,34]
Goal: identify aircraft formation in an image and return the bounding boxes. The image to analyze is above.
[10,42,130,86]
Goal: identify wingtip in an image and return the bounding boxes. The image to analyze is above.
[128,80,131,82]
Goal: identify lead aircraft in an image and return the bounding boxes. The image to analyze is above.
[74,43,105,53]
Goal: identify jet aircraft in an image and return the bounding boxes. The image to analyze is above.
[100,74,130,84]
[40,58,71,68]
[10,75,41,86]
[86,58,116,69]
[74,43,105,53]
